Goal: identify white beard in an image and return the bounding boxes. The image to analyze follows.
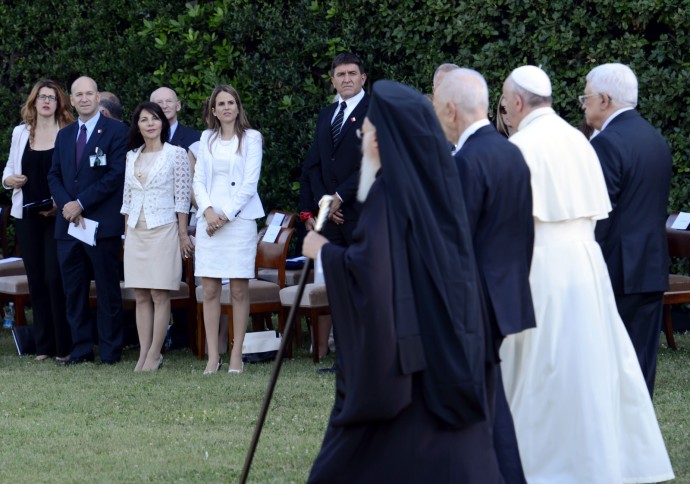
[357,150,381,202]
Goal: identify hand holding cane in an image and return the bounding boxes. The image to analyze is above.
[240,196,333,483]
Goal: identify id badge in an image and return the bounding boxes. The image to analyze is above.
[90,147,107,167]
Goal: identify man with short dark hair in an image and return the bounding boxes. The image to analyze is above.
[583,63,672,397]
[99,98,123,121]
[150,87,200,149]
[301,53,368,246]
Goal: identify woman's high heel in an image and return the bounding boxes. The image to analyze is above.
[228,362,244,374]
[203,357,223,375]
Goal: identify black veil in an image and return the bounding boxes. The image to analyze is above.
[367,80,487,427]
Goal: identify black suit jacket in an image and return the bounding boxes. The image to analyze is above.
[304,93,369,240]
[592,110,671,295]
[170,123,201,150]
[454,124,536,338]
[48,114,129,240]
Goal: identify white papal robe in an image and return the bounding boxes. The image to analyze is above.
[500,107,674,484]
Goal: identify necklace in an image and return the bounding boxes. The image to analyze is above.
[135,150,159,179]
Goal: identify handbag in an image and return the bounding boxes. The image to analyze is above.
[241,330,282,363]
[11,325,36,356]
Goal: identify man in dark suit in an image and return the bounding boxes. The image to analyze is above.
[48,76,129,365]
[302,52,369,246]
[150,87,200,150]
[434,68,535,483]
[583,63,672,397]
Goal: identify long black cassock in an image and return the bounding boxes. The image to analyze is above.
[308,80,501,484]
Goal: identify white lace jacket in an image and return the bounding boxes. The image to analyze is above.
[121,142,191,229]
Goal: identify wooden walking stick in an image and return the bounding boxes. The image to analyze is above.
[239,196,333,483]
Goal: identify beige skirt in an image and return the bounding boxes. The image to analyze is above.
[124,217,181,290]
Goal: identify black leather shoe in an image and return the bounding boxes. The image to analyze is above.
[56,354,95,366]
[317,364,336,374]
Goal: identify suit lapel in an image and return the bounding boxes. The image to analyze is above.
[333,93,367,150]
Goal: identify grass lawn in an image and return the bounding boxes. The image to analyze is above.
[0,329,688,483]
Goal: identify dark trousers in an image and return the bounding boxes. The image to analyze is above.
[57,236,123,362]
[15,216,71,357]
[487,361,526,484]
[615,292,664,397]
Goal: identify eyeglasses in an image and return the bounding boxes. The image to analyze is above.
[578,93,601,107]
[356,128,367,139]
[37,94,57,102]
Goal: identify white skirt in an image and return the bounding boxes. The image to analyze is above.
[124,219,181,290]
[500,219,674,484]
[194,216,257,279]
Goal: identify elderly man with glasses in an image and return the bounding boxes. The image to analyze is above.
[582,63,673,398]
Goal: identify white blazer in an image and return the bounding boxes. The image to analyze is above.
[121,142,191,229]
[193,128,264,222]
[2,124,31,219]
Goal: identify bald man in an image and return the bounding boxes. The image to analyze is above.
[434,68,534,483]
[48,76,129,365]
[150,87,200,149]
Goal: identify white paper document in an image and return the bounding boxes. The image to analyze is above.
[262,224,281,243]
[67,217,99,246]
[671,212,690,230]
[270,213,285,226]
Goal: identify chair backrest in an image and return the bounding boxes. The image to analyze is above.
[666,213,690,259]
[255,227,295,288]
[264,210,296,229]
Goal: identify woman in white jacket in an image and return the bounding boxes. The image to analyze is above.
[121,102,192,371]
[193,85,264,374]
[2,79,74,361]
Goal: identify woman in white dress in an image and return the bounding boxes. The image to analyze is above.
[193,85,264,374]
[121,102,193,371]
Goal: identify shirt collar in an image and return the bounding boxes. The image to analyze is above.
[77,112,101,139]
[455,119,491,152]
[169,120,179,141]
[517,107,555,132]
[600,107,634,132]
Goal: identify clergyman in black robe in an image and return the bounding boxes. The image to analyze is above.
[303,80,501,483]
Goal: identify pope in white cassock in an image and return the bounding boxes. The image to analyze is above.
[499,65,674,484]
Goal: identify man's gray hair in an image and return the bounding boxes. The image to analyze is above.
[586,63,638,108]
[506,76,552,107]
[433,63,460,88]
[437,68,489,114]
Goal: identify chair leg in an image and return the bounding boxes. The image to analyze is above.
[279,307,293,359]
[16,300,27,326]
[310,308,320,364]
[196,303,205,360]
[187,303,198,356]
[663,304,677,351]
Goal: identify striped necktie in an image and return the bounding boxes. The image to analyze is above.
[331,101,347,145]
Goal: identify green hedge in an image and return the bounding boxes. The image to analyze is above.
[1,0,689,215]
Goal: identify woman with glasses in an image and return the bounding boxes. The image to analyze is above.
[1,79,74,361]
[193,85,264,375]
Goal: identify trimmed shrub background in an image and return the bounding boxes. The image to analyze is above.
[1,0,689,214]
